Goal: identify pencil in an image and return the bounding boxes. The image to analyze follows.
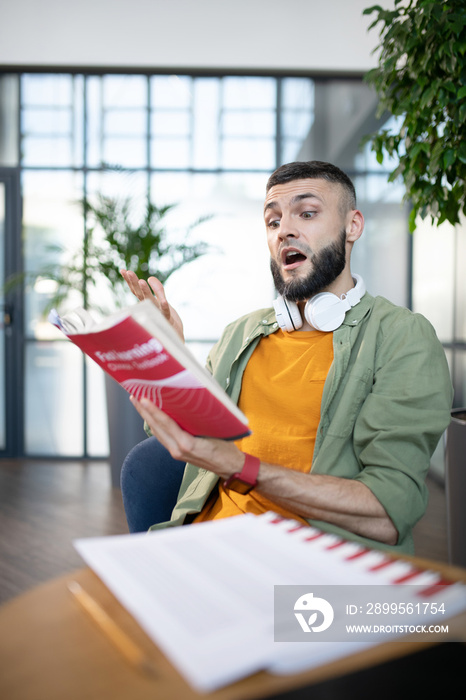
[68,580,157,677]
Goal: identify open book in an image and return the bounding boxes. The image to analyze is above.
[49,300,250,441]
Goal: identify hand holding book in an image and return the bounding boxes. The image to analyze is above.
[130,393,246,480]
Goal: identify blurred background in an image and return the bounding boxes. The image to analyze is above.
[0,0,464,473]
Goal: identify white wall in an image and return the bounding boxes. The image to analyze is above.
[0,0,384,72]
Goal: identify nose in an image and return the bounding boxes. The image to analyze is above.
[275,213,299,241]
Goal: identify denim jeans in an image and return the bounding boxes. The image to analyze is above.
[120,436,186,533]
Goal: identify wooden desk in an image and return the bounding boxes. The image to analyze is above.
[1,560,466,700]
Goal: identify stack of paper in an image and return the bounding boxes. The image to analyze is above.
[74,513,466,692]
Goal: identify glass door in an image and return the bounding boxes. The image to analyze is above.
[0,169,22,456]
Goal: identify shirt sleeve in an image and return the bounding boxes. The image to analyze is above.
[352,312,453,544]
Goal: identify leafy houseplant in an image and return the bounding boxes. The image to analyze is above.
[363,0,466,566]
[362,0,466,232]
[2,186,210,470]
[36,190,211,487]
[47,193,210,314]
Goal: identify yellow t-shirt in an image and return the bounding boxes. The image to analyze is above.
[194,329,334,524]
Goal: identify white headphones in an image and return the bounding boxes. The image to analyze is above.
[273,274,366,333]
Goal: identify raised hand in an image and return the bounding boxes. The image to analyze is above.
[120,270,184,341]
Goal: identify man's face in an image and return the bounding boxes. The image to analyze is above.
[264,178,350,301]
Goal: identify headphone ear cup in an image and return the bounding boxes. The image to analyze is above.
[304,293,346,332]
[273,297,303,332]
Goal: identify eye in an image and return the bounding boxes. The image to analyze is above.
[266,218,280,228]
[301,211,316,219]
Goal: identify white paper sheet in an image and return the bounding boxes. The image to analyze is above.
[74,513,466,692]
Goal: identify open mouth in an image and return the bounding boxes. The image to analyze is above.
[282,249,307,269]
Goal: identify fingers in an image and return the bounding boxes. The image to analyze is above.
[120,270,161,304]
[147,277,171,319]
[120,270,146,301]
[121,269,185,341]
[129,395,244,476]
[138,279,158,302]
[130,395,195,461]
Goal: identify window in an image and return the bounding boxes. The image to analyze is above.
[4,71,413,457]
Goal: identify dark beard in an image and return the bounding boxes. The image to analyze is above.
[270,228,347,302]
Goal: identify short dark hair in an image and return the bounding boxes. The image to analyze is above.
[266,161,357,213]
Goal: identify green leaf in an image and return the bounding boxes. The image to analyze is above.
[419,85,438,109]
[376,150,385,165]
[444,82,457,95]
[430,140,444,173]
[409,142,427,162]
[443,150,455,170]
[363,5,384,16]
[458,143,466,165]
[460,102,466,123]
[408,207,417,233]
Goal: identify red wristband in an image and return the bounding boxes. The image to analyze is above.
[223,453,260,495]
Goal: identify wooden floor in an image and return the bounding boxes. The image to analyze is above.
[0,459,450,606]
[0,460,129,605]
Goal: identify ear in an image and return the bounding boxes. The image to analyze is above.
[346,209,364,243]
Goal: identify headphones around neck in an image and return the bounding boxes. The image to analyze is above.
[273,274,366,333]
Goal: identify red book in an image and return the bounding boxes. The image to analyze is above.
[50,300,250,441]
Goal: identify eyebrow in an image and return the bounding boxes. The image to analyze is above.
[263,192,323,214]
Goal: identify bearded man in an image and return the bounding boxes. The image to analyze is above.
[120,161,452,554]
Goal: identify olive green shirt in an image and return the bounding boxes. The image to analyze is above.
[150,293,453,554]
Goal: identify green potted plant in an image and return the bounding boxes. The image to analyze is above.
[47,193,210,313]
[15,186,211,486]
[363,0,466,566]
[85,191,211,486]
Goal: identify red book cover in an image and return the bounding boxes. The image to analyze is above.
[50,302,250,441]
